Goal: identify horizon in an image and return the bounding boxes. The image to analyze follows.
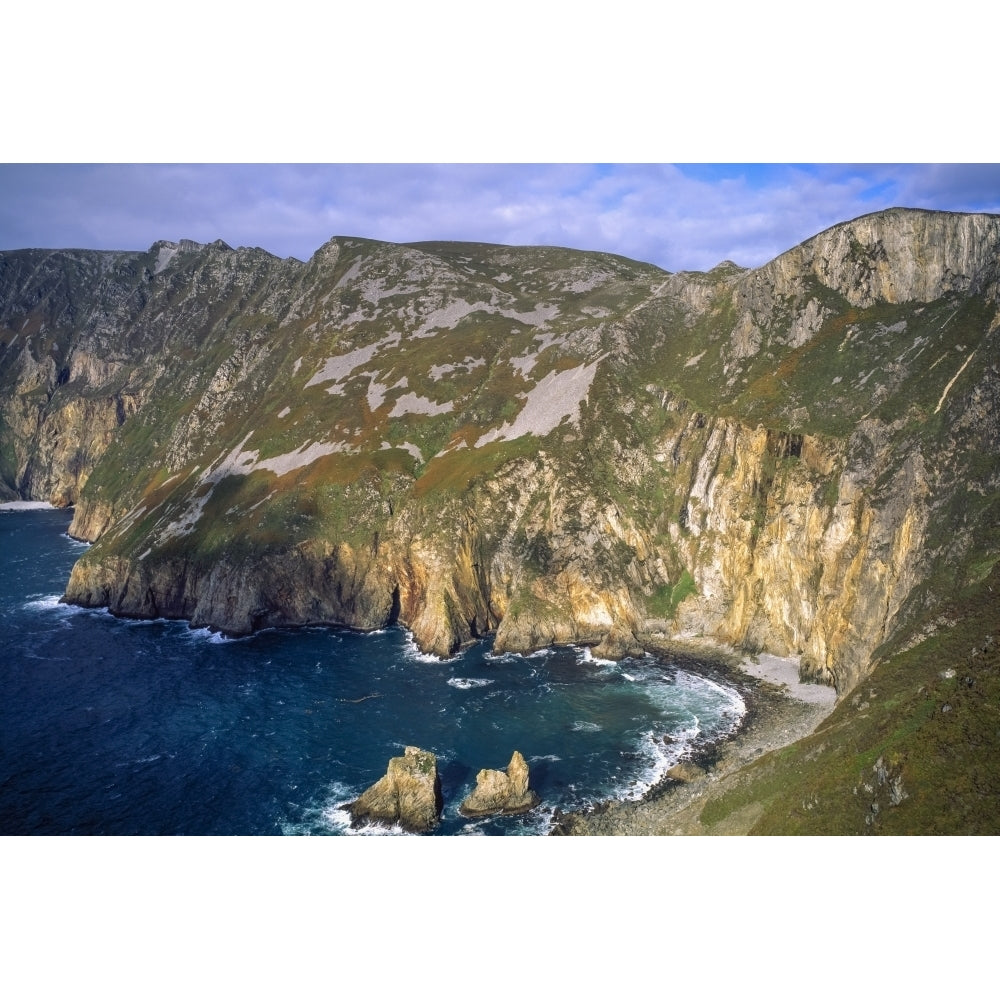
[3,165,1000,275]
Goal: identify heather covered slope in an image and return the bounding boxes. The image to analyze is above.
[2,209,999,706]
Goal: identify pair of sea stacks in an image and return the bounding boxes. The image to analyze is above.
[347,747,539,832]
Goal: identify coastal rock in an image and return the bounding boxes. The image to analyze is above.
[459,750,540,817]
[666,761,707,783]
[348,746,443,832]
[592,624,645,661]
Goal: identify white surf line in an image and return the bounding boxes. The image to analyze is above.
[934,348,978,415]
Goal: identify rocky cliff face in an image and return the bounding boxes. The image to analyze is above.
[0,240,298,503]
[3,210,998,697]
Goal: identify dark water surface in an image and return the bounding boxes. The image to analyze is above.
[0,509,744,835]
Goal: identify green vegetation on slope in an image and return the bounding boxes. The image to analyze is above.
[698,559,1000,834]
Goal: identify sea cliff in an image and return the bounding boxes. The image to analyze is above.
[1,210,997,706]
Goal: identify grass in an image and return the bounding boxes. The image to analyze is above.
[647,570,697,619]
[413,435,540,498]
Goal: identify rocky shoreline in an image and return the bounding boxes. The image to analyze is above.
[551,638,838,835]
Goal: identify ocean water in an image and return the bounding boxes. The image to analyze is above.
[0,509,745,835]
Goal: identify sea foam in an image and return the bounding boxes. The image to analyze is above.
[402,631,444,663]
[23,594,95,619]
[576,646,618,667]
[447,677,495,690]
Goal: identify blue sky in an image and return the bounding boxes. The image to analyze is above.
[5,6,996,274]
[3,8,997,273]
[2,163,998,273]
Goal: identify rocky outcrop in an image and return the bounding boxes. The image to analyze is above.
[666,761,706,783]
[637,411,934,694]
[347,746,443,832]
[727,210,1000,361]
[459,751,540,817]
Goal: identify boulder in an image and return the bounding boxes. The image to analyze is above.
[348,746,442,832]
[666,760,707,783]
[592,624,645,661]
[459,750,540,817]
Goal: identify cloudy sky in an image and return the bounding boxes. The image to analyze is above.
[5,6,995,275]
[2,163,998,274]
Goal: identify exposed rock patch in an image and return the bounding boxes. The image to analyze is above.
[666,761,707,783]
[347,746,443,832]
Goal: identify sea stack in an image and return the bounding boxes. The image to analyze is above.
[459,750,540,817]
[348,746,443,832]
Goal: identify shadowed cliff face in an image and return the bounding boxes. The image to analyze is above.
[3,210,999,696]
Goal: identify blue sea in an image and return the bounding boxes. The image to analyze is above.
[0,508,745,835]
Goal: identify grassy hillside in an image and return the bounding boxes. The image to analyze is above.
[700,559,1000,834]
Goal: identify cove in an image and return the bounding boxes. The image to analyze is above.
[1,509,745,835]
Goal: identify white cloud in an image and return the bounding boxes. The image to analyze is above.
[1,163,997,274]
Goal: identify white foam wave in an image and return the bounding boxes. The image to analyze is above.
[516,806,559,836]
[610,683,745,804]
[672,719,702,743]
[589,722,701,807]
[484,646,553,664]
[23,594,66,612]
[402,631,444,663]
[184,626,241,644]
[585,668,746,806]
[484,651,518,664]
[122,614,172,628]
[447,677,495,690]
[282,781,374,836]
[616,730,681,801]
[452,804,554,837]
[62,533,91,548]
[455,817,490,836]
[346,817,412,836]
[576,646,617,667]
[673,670,746,728]
[637,668,746,741]
[571,720,602,732]
[23,594,95,619]
[483,650,521,664]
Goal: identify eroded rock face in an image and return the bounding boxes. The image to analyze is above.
[459,751,540,817]
[0,242,294,506]
[348,746,443,833]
